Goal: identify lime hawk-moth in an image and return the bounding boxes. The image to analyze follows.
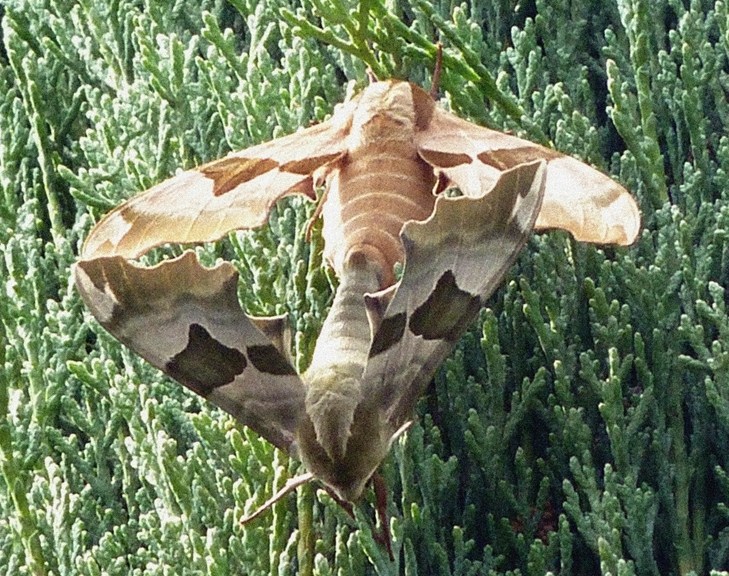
[74,79,640,504]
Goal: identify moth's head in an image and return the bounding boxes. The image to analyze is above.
[295,400,391,502]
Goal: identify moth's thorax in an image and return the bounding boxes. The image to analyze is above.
[322,82,438,288]
[302,253,376,448]
[304,254,378,382]
[302,368,363,461]
[298,251,393,501]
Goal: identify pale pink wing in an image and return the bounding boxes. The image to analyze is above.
[416,108,640,246]
[81,106,354,259]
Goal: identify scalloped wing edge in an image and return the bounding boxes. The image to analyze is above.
[74,251,305,452]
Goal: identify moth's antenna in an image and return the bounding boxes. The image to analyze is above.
[430,42,443,99]
[389,420,412,446]
[240,472,314,524]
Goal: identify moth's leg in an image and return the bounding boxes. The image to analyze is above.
[322,478,393,561]
[320,485,355,518]
[304,185,331,241]
[372,472,394,561]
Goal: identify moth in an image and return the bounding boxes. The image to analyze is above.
[74,79,640,505]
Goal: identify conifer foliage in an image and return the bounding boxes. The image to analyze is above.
[1,1,728,574]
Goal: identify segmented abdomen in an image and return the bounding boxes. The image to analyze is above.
[321,141,436,289]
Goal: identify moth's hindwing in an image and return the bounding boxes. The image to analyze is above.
[363,161,548,429]
[74,251,305,451]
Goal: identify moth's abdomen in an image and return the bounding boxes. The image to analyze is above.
[321,141,436,288]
